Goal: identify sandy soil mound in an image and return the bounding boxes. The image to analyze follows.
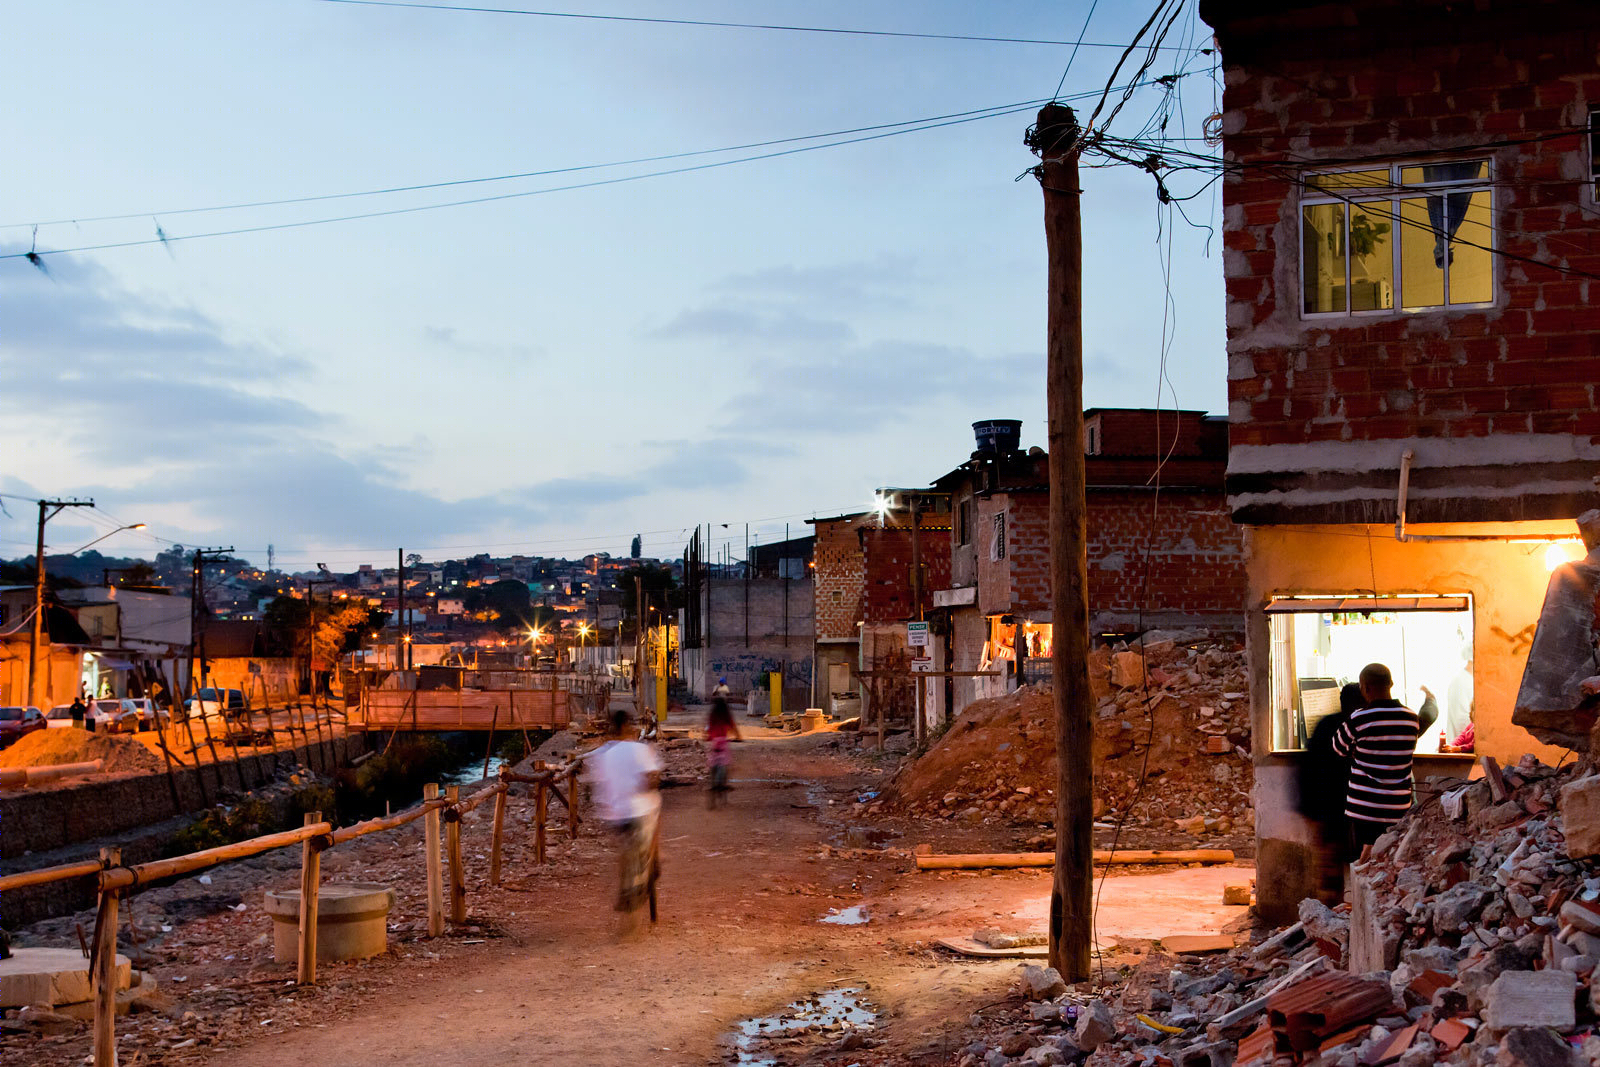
[879,635,1253,834]
[0,728,167,774]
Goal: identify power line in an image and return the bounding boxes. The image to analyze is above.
[1,99,1053,231]
[1052,0,1102,100]
[0,105,1029,262]
[317,0,1194,51]
[3,73,1201,263]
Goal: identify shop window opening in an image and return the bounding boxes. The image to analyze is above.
[1266,594,1474,755]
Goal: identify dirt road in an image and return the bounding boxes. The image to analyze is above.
[7,728,1252,1065]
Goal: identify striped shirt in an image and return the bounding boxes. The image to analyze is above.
[1330,699,1420,825]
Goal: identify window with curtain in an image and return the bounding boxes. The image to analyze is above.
[1300,159,1492,316]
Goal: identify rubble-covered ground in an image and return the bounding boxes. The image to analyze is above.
[873,633,1253,853]
[932,753,1600,1067]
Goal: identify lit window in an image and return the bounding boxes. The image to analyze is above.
[1300,160,1492,315]
[1590,109,1599,200]
[1265,594,1473,755]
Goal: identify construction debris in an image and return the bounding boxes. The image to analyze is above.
[876,634,1252,836]
[950,751,1600,1067]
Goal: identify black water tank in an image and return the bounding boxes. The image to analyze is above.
[972,419,1022,454]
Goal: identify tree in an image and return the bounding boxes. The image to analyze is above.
[616,564,677,632]
[312,605,375,667]
[261,596,312,656]
[630,535,642,559]
[482,579,533,632]
[406,553,423,568]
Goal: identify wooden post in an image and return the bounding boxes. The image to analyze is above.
[445,785,466,924]
[423,783,444,937]
[92,846,120,1067]
[1031,102,1093,983]
[533,761,549,865]
[489,784,507,886]
[566,764,580,840]
[483,704,499,780]
[296,811,322,985]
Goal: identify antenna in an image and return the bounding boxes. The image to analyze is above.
[267,543,275,571]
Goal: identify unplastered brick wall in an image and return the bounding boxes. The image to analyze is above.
[968,488,1244,631]
[1213,0,1600,450]
[859,525,950,623]
[812,517,867,640]
[1086,489,1247,632]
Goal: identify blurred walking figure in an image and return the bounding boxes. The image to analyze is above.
[589,709,663,933]
[706,697,742,808]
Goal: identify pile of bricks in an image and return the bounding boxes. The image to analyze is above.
[979,754,1600,1067]
[880,634,1253,837]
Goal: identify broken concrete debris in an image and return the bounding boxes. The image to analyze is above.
[880,635,1254,835]
[956,752,1600,1067]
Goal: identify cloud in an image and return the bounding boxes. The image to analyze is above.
[648,306,854,346]
[710,256,925,310]
[1,248,319,465]
[422,325,547,362]
[718,340,1040,434]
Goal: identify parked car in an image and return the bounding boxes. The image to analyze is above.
[0,706,46,747]
[124,697,171,730]
[87,699,142,734]
[185,687,249,719]
[46,704,83,728]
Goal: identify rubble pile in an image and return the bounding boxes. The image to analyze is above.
[0,728,167,775]
[953,753,1600,1067]
[878,634,1252,835]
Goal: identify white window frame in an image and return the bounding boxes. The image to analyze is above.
[1298,158,1495,319]
[1589,109,1599,204]
[990,512,1006,562]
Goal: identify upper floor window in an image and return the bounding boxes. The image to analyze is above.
[1300,159,1493,316]
[1589,110,1599,201]
[991,512,1006,562]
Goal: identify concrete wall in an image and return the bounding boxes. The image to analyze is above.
[0,640,82,709]
[1247,519,1573,920]
[1,732,373,862]
[206,657,299,704]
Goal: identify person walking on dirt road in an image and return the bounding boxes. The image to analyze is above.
[590,709,663,933]
[705,696,741,808]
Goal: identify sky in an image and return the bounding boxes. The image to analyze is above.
[1,1,1225,571]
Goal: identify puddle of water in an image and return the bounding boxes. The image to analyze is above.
[731,988,878,1065]
[819,904,869,925]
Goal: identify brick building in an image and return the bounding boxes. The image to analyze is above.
[932,412,1245,720]
[1201,0,1600,919]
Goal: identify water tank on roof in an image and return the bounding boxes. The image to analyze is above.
[972,419,1022,455]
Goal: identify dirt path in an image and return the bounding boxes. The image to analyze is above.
[6,729,1255,1065]
[223,737,900,1064]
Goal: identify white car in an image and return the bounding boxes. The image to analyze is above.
[186,688,249,720]
[46,704,83,728]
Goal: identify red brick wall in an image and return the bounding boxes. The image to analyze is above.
[1086,490,1246,633]
[1086,410,1221,458]
[812,517,866,640]
[860,526,951,623]
[1211,1,1600,450]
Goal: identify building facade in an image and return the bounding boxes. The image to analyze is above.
[1202,0,1600,919]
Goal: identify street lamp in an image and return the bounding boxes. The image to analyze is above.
[67,523,147,555]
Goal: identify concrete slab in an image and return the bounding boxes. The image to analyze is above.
[0,946,131,1008]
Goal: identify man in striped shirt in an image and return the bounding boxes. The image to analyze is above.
[1330,663,1421,848]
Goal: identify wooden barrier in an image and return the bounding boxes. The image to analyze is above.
[423,783,444,938]
[913,848,1237,871]
[7,755,580,1067]
[297,812,322,986]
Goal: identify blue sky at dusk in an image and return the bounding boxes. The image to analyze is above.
[1,1,1224,569]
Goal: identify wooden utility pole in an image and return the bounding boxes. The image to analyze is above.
[396,549,406,674]
[634,575,645,723]
[1030,102,1094,982]
[29,498,93,708]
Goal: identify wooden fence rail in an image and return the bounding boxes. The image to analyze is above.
[0,757,584,1067]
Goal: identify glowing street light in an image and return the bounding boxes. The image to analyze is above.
[68,523,147,555]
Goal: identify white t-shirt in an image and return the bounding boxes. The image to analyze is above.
[588,739,663,823]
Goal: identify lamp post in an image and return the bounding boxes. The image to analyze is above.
[30,506,141,708]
